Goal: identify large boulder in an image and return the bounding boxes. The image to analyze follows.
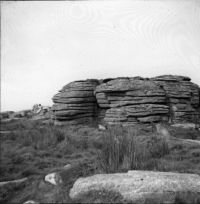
[52,75,200,125]
[95,77,170,125]
[69,170,200,203]
[152,75,200,123]
[52,79,99,125]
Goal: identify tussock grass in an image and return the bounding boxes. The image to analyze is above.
[96,124,170,173]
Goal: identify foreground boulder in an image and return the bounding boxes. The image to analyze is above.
[52,75,200,125]
[69,170,200,203]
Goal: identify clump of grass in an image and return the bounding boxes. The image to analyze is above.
[147,133,170,158]
[97,125,145,173]
[97,124,170,173]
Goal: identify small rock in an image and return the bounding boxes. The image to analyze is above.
[63,164,72,170]
[23,200,38,204]
[44,172,62,185]
[98,124,106,130]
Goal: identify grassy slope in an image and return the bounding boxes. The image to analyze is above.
[0,119,200,203]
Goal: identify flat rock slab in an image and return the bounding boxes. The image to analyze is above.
[171,123,198,129]
[0,177,28,187]
[70,171,200,203]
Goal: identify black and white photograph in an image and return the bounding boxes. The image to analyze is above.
[1,0,200,203]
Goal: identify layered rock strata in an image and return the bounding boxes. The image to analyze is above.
[95,77,170,125]
[152,75,200,123]
[52,80,99,125]
[52,75,200,125]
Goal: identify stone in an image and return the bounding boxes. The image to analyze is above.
[151,75,191,82]
[69,170,200,203]
[0,177,28,187]
[95,78,170,125]
[152,75,200,123]
[44,172,62,185]
[52,79,99,125]
[23,201,39,204]
[98,124,106,130]
[104,104,169,124]
[52,75,200,126]
[95,78,163,93]
[63,164,72,170]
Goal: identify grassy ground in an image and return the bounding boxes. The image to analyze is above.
[0,119,200,203]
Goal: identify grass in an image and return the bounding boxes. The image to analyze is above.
[0,119,200,203]
[73,189,126,204]
[97,124,170,173]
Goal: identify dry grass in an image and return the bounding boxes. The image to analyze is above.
[96,124,170,173]
[0,119,199,203]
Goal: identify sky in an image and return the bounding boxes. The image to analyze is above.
[1,0,200,112]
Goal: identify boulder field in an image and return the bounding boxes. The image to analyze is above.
[52,75,200,125]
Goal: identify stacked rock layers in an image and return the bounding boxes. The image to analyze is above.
[52,80,99,125]
[152,75,199,123]
[52,75,200,125]
[95,77,169,125]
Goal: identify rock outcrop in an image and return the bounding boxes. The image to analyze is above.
[0,105,52,122]
[152,75,199,123]
[69,170,200,203]
[52,75,200,125]
[52,79,99,125]
[95,77,169,125]
[31,104,52,121]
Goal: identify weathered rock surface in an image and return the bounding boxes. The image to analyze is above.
[52,79,99,125]
[44,172,62,185]
[69,170,200,203]
[152,75,199,123]
[52,75,200,125]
